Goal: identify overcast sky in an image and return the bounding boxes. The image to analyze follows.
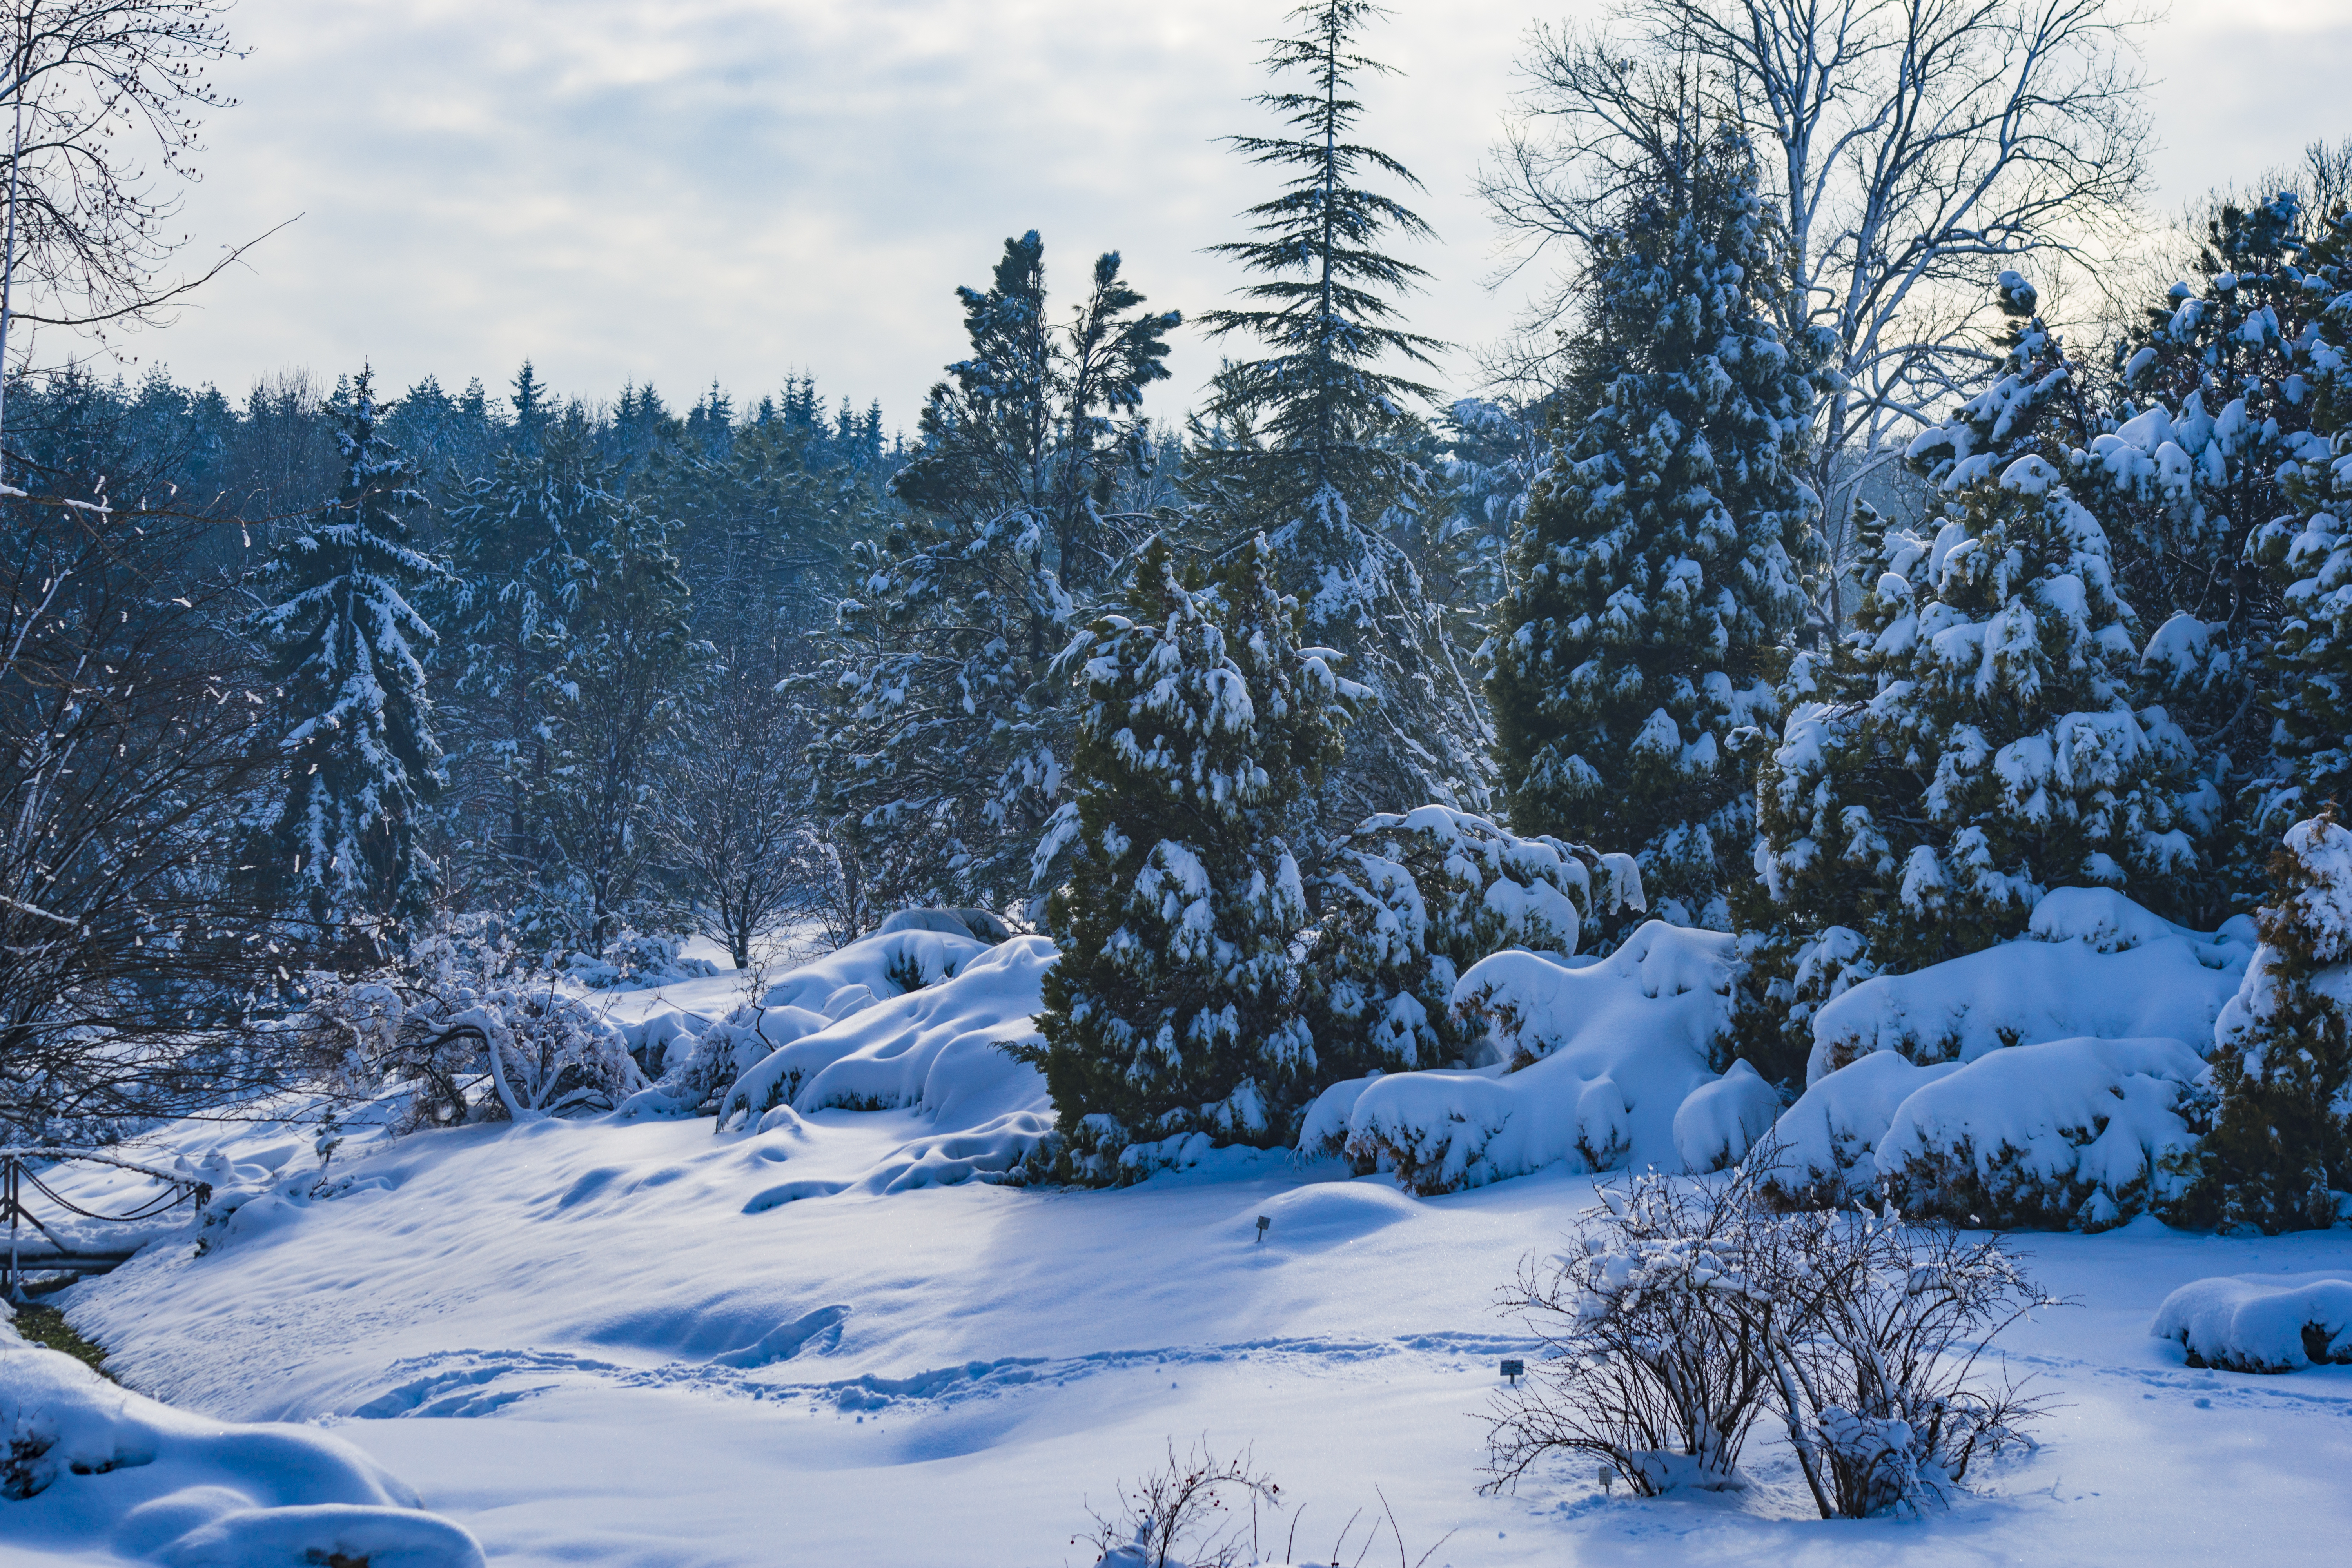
[76,0,2352,427]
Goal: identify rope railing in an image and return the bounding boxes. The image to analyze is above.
[1,1147,211,1301]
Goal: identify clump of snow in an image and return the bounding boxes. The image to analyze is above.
[2151,1274,2352,1372]
[873,907,1013,944]
[1307,922,1734,1192]
[1873,1035,2206,1230]
[1807,888,2250,1083]
[0,1316,482,1564]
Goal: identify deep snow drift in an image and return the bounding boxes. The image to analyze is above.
[10,897,2352,1566]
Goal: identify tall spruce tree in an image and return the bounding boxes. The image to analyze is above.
[1020,535,1355,1182]
[252,371,445,947]
[1192,0,1489,826]
[813,231,1178,924]
[1488,120,1821,933]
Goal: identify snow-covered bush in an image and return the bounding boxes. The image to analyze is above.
[565,930,720,990]
[1310,922,1732,1193]
[1488,1167,2045,1515]
[291,931,643,1125]
[1020,537,1357,1183]
[1871,1036,2206,1230]
[2152,1274,2352,1372]
[1308,805,1640,1073]
[1804,886,2249,1084]
[1750,1051,1960,1210]
[2174,812,2352,1232]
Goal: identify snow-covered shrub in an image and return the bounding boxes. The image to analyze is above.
[1315,922,1732,1193]
[1803,886,2249,1084]
[1750,1052,1961,1210]
[1488,1167,2045,1515]
[565,930,719,990]
[1308,805,1641,1073]
[291,932,643,1125]
[1080,1439,1283,1568]
[1020,537,1358,1184]
[2174,812,2352,1232]
[2152,1274,2352,1372]
[1486,122,1822,936]
[757,928,985,1014]
[1672,1059,1782,1174]
[1871,1036,2206,1230]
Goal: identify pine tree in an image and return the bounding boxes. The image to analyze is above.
[252,370,445,947]
[441,409,615,899]
[2176,811,2352,1233]
[2074,192,2342,913]
[1192,0,1488,826]
[1751,279,2199,1020]
[813,231,1178,924]
[1019,535,1355,1182]
[1488,122,1821,933]
[2248,203,2352,837]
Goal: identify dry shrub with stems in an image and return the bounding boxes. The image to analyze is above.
[1486,1154,2056,1518]
[1079,1439,1451,1568]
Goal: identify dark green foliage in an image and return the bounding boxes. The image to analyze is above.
[1488,123,1820,934]
[2176,813,2352,1233]
[1019,536,1352,1183]
[250,372,445,947]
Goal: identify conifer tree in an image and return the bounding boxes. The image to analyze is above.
[1020,535,1355,1182]
[2177,811,2352,1233]
[1193,0,1488,825]
[252,370,445,947]
[1749,278,2199,1064]
[441,408,615,896]
[1488,121,1821,933]
[814,231,1178,923]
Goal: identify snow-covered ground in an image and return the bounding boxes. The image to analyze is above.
[11,902,2352,1565]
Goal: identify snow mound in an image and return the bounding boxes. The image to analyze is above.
[1806,888,2250,1083]
[1751,1052,1962,1208]
[757,928,988,1017]
[1239,1179,1422,1247]
[1874,1035,2206,1230]
[715,938,1056,1186]
[0,1319,481,1566]
[1305,922,1734,1193]
[2151,1274,2352,1372]
[1671,1058,1782,1174]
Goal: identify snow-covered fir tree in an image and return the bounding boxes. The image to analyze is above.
[2074,192,2344,911]
[2178,810,2352,1233]
[1748,281,2200,1080]
[2247,203,2352,837]
[1019,535,1356,1182]
[813,231,1178,924]
[1487,122,1821,933]
[441,406,612,897]
[1191,0,1490,827]
[251,370,445,948]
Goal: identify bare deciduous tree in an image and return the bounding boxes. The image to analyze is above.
[1483,0,2154,617]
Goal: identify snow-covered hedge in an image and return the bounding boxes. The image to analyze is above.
[1805,888,2249,1084]
[565,930,719,990]
[1872,1035,2205,1230]
[1751,1052,1961,1209]
[1304,922,1733,1193]
[1,1316,483,1563]
[756,928,985,1015]
[2151,1274,2352,1372]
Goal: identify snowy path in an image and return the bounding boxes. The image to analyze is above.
[39,1111,2352,1566]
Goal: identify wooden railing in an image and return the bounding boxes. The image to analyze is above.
[1,1148,210,1299]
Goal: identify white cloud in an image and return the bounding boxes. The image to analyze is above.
[76,0,2352,426]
